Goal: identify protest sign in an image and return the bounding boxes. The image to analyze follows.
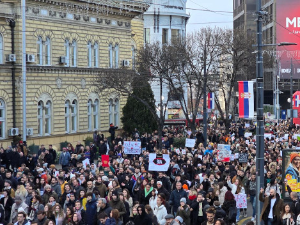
[102,155,109,167]
[234,153,239,159]
[82,158,90,169]
[123,141,141,155]
[149,154,170,171]
[245,123,250,128]
[234,193,247,208]
[264,133,272,139]
[284,134,289,140]
[238,153,248,163]
[185,139,196,148]
[217,144,231,162]
[230,154,234,161]
[244,132,252,138]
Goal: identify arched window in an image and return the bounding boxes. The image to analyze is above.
[37,99,52,136]
[109,43,113,68]
[71,99,77,132]
[109,98,119,126]
[45,100,51,134]
[64,39,70,67]
[0,34,3,64]
[37,36,43,65]
[88,98,99,131]
[93,99,99,130]
[114,44,119,68]
[65,100,70,133]
[0,99,6,138]
[87,41,92,68]
[70,40,77,67]
[87,99,92,130]
[94,42,99,68]
[45,37,51,66]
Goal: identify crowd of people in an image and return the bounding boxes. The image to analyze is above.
[0,120,299,225]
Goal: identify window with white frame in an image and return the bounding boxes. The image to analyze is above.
[37,36,43,65]
[37,36,51,66]
[88,99,99,131]
[88,41,99,68]
[0,34,4,64]
[0,99,5,138]
[93,99,99,130]
[65,98,78,133]
[70,40,77,67]
[109,43,113,68]
[65,39,77,67]
[94,42,99,67]
[109,98,119,126]
[109,43,119,68]
[65,39,70,67]
[114,44,119,68]
[45,37,51,65]
[88,41,92,68]
[37,99,52,136]
[65,100,70,133]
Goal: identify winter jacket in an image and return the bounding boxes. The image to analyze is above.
[85,196,97,225]
[169,188,188,213]
[259,193,284,224]
[109,197,126,217]
[59,152,70,166]
[177,204,191,225]
[157,186,170,201]
[94,182,107,198]
[149,196,157,211]
[218,186,227,205]
[10,202,29,223]
[51,183,62,197]
[42,190,58,205]
[153,204,167,225]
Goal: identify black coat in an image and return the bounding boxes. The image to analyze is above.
[0,196,14,222]
[191,200,208,225]
[99,143,107,155]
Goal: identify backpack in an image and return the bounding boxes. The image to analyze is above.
[228,206,237,221]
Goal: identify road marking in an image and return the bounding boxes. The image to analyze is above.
[238,217,252,225]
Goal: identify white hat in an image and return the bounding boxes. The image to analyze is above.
[175,216,183,223]
[37,168,44,172]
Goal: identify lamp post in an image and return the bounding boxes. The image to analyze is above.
[22,0,27,142]
[290,59,293,127]
[255,1,297,224]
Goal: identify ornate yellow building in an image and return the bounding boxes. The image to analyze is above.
[0,0,147,148]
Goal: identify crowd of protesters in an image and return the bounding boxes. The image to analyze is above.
[0,120,300,225]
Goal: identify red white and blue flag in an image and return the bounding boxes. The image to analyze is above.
[238,81,254,118]
[207,92,214,110]
[294,94,300,107]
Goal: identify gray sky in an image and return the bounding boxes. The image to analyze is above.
[186,0,233,34]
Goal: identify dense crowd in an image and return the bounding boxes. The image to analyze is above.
[0,120,300,225]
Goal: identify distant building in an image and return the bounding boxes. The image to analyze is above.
[144,0,189,120]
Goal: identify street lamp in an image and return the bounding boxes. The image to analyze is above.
[255,2,297,224]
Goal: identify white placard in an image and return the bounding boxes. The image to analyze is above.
[148,154,170,171]
[185,138,196,148]
[264,133,272,139]
[244,132,252,138]
[293,134,300,140]
[123,141,141,155]
[234,193,247,208]
[230,154,235,161]
[245,123,250,128]
[234,153,239,159]
[82,158,90,169]
[182,149,186,155]
[284,134,289,140]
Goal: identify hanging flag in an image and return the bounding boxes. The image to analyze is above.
[238,81,254,118]
[294,94,300,107]
[207,92,214,109]
[101,155,110,167]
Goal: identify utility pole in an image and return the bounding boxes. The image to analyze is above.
[256,0,265,224]
[290,59,293,127]
[22,0,27,142]
[203,46,207,148]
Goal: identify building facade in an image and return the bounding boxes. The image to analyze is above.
[144,0,189,120]
[0,0,147,148]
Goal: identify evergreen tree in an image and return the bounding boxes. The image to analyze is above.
[121,79,157,135]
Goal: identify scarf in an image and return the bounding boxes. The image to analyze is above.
[145,187,153,197]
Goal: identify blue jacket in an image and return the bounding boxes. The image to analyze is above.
[85,197,97,225]
[169,188,188,213]
[59,152,70,166]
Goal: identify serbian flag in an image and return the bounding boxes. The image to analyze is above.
[294,94,300,107]
[102,155,109,167]
[207,92,214,109]
[238,81,254,118]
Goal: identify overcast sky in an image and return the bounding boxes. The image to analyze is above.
[186,0,233,34]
